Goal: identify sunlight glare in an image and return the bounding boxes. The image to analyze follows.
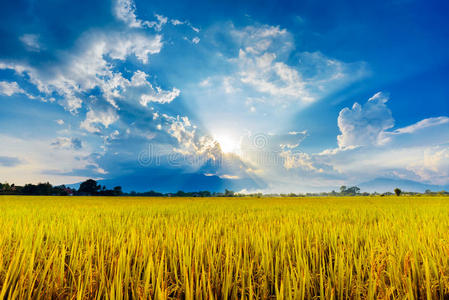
[214,134,240,154]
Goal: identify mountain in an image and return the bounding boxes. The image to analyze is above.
[69,168,264,193]
[358,178,449,193]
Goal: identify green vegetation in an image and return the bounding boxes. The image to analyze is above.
[0,195,448,299]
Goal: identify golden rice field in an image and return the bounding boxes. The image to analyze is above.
[0,196,448,299]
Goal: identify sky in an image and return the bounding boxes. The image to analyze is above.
[0,0,448,193]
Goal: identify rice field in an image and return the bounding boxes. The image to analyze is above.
[0,195,448,299]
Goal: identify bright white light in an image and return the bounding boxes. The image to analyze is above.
[214,134,240,154]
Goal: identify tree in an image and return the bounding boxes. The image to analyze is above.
[175,190,187,197]
[394,188,402,196]
[198,191,211,197]
[339,186,360,196]
[113,186,123,196]
[225,189,235,197]
[346,186,360,195]
[37,183,53,195]
[78,179,100,195]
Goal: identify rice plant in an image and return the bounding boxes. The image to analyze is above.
[0,195,448,299]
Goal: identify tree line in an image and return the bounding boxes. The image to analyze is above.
[0,179,447,197]
[0,179,123,196]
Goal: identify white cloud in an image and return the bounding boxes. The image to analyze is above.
[114,0,142,28]
[56,119,65,125]
[237,93,449,191]
[128,70,180,105]
[0,32,163,112]
[337,92,394,148]
[143,14,168,32]
[226,25,313,103]
[140,87,180,105]
[392,116,449,134]
[222,76,238,94]
[0,134,94,185]
[80,108,119,133]
[205,24,368,110]
[199,78,210,87]
[171,19,184,25]
[19,34,41,52]
[220,174,240,179]
[336,93,449,149]
[153,113,222,160]
[235,50,312,101]
[0,81,26,96]
[114,0,168,31]
[59,96,83,113]
[99,33,163,64]
[169,19,199,33]
[316,144,449,186]
[280,151,325,172]
[230,25,291,55]
[51,137,83,150]
[239,131,307,153]
[310,93,449,185]
[408,147,449,184]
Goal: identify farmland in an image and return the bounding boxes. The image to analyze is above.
[0,195,448,299]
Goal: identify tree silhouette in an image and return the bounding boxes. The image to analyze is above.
[78,179,100,195]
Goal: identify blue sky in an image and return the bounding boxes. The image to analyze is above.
[0,0,448,192]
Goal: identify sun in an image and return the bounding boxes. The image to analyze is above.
[214,134,240,154]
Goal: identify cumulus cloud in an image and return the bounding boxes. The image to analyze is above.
[313,93,449,185]
[129,70,181,105]
[408,147,449,184]
[280,151,329,173]
[114,0,167,31]
[228,25,314,103]
[235,50,312,101]
[153,113,219,157]
[114,0,141,28]
[0,31,163,112]
[80,108,119,133]
[239,92,449,191]
[336,93,449,149]
[229,25,366,106]
[0,81,26,96]
[200,23,367,114]
[140,88,180,105]
[143,14,168,32]
[337,92,393,148]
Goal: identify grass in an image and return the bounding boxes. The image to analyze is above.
[0,195,448,299]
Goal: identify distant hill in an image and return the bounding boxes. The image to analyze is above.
[358,178,449,193]
[69,168,264,193]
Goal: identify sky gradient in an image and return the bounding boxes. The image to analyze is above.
[1,0,448,192]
